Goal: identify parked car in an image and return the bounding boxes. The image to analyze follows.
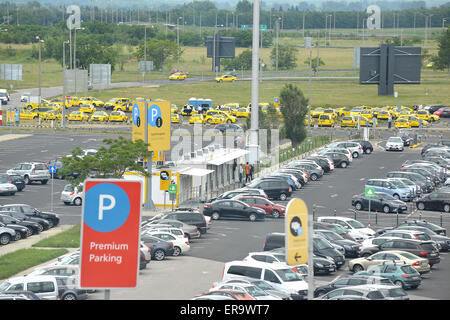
[197,289,255,300]
[221,260,308,299]
[0,275,59,300]
[0,213,40,236]
[60,184,84,206]
[376,239,441,267]
[243,251,307,275]
[349,250,430,274]
[55,276,88,300]
[27,265,79,278]
[6,162,50,185]
[320,152,350,168]
[0,174,25,192]
[397,219,447,236]
[313,221,364,243]
[416,192,450,213]
[314,275,394,297]
[0,221,28,241]
[355,262,422,290]
[203,199,266,222]
[328,141,364,158]
[317,216,375,238]
[143,219,201,240]
[209,282,281,300]
[0,204,59,228]
[386,171,433,194]
[316,284,408,300]
[245,178,292,201]
[313,236,346,269]
[233,195,285,218]
[0,224,16,245]
[217,277,293,300]
[143,231,190,256]
[204,188,268,203]
[140,235,175,261]
[352,192,408,214]
[386,177,420,198]
[314,229,360,257]
[385,137,404,151]
[286,161,324,181]
[365,179,413,201]
[395,225,450,251]
[157,209,208,234]
[0,175,17,196]
[351,140,374,154]
[304,156,334,173]
[0,209,50,231]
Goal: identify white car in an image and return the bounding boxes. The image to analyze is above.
[359,236,399,253]
[209,282,282,300]
[243,251,307,275]
[0,275,59,300]
[386,137,404,151]
[144,231,190,256]
[317,216,375,238]
[61,184,83,206]
[20,92,31,102]
[446,177,450,186]
[27,265,80,277]
[0,176,17,196]
[328,141,364,159]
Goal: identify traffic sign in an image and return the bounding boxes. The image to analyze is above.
[80,179,142,288]
[49,165,57,174]
[159,170,171,191]
[365,187,375,198]
[260,25,267,31]
[168,184,177,195]
[241,25,248,31]
[285,198,308,265]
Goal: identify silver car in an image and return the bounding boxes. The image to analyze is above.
[6,162,50,185]
[317,284,409,300]
[0,176,17,196]
[61,184,83,206]
[143,219,201,240]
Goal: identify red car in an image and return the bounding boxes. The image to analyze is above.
[195,290,255,300]
[233,195,286,218]
[434,107,450,117]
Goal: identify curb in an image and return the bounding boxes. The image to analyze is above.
[0,133,33,142]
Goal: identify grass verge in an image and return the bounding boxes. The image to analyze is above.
[0,248,68,280]
[32,224,81,248]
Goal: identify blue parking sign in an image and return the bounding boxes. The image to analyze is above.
[49,165,57,174]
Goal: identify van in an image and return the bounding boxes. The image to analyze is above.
[222,260,308,299]
[0,275,59,300]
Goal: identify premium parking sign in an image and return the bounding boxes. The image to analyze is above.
[80,179,142,288]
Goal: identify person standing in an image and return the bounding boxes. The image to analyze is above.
[388,114,392,129]
[245,162,250,183]
[249,164,254,181]
[239,164,243,186]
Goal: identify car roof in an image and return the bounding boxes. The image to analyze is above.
[318,216,354,222]
[4,275,57,284]
[225,260,291,271]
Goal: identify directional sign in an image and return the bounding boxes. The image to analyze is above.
[49,165,57,174]
[365,187,375,198]
[168,184,177,195]
[260,25,267,31]
[80,179,142,288]
[159,170,171,191]
[241,25,248,31]
[285,198,308,265]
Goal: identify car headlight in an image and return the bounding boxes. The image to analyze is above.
[316,263,323,267]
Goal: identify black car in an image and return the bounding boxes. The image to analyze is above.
[205,189,266,203]
[398,130,418,147]
[351,140,374,154]
[313,236,346,269]
[377,239,441,267]
[397,219,447,236]
[202,199,266,222]
[0,204,60,228]
[314,275,394,297]
[0,213,40,235]
[140,235,175,261]
[214,123,243,133]
[55,277,88,300]
[400,167,440,186]
[305,157,332,173]
[0,174,25,192]
[322,152,350,168]
[0,210,50,231]
[416,192,450,213]
[246,178,292,201]
[351,192,408,214]
[312,254,337,275]
[0,221,29,241]
[313,221,361,242]
[427,105,447,114]
[160,209,208,234]
[263,232,284,251]
[314,229,360,257]
[395,225,450,252]
[276,169,307,186]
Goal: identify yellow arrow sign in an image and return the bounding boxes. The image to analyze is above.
[285,198,309,266]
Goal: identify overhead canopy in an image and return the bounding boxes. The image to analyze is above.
[207,148,249,166]
[179,167,214,177]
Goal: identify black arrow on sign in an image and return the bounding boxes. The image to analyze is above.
[295,253,302,262]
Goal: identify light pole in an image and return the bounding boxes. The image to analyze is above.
[36,36,44,107]
[275,17,281,71]
[62,40,69,128]
[327,14,332,44]
[177,16,182,70]
[302,11,306,38]
[74,27,85,95]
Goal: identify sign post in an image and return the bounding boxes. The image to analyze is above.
[285,198,312,299]
[365,187,375,225]
[80,179,142,292]
[168,184,177,211]
[49,165,56,212]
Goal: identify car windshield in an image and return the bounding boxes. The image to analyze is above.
[243,285,267,297]
[346,219,365,229]
[0,176,9,183]
[381,287,407,297]
[379,193,396,201]
[21,206,36,214]
[322,231,344,240]
[388,137,403,143]
[0,281,11,292]
[400,265,418,274]
[108,99,118,103]
[398,252,420,260]
[314,237,334,250]
[389,180,408,188]
[275,269,303,282]
[329,224,349,235]
[63,185,74,192]
[252,280,275,291]
[273,254,286,262]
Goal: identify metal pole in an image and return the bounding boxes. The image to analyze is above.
[250,0,260,164]
[307,208,314,300]
[144,101,156,210]
[308,44,312,129]
[62,40,68,129]
[38,39,42,105]
[143,26,147,82]
[74,28,77,95]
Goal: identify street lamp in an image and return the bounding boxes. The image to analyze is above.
[177,16,182,70]
[36,36,44,107]
[62,40,69,128]
[73,27,85,95]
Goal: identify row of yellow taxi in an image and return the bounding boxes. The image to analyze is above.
[18,108,128,123]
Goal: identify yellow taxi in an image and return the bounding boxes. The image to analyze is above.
[355,116,375,127]
[46,103,63,112]
[317,114,335,127]
[398,109,412,117]
[311,107,325,118]
[304,118,315,127]
[337,107,352,117]
[34,107,55,119]
[398,115,423,128]
[340,116,357,128]
[171,113,180,124]
[105,98,130,111]
[89,111,109,122]
[171,105,179,114]
[19,110,39,120]
[323,109,337,119]
[50,97,71,109]
[68,97,81,107]
[371,108,382,118]
[67,111,89,122]
[169,72,187,80]
[215,74,237,83]
[79,97,105,108]
[108,110,128,122]
[180,104,196,116]
[25,98,50,111]
[41,109,62,121]
[395,117,411,129]
[376,110,391,120]
[79,104,96,114]
[220,105,233,115]
[207,115,225,125]
[350,107,363,117]
[204,110,236,124]
[223,103,240,116]
[189,114,204,124]
[415,110,439,122]
[360,109,374,120]
[235,107,250,118]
